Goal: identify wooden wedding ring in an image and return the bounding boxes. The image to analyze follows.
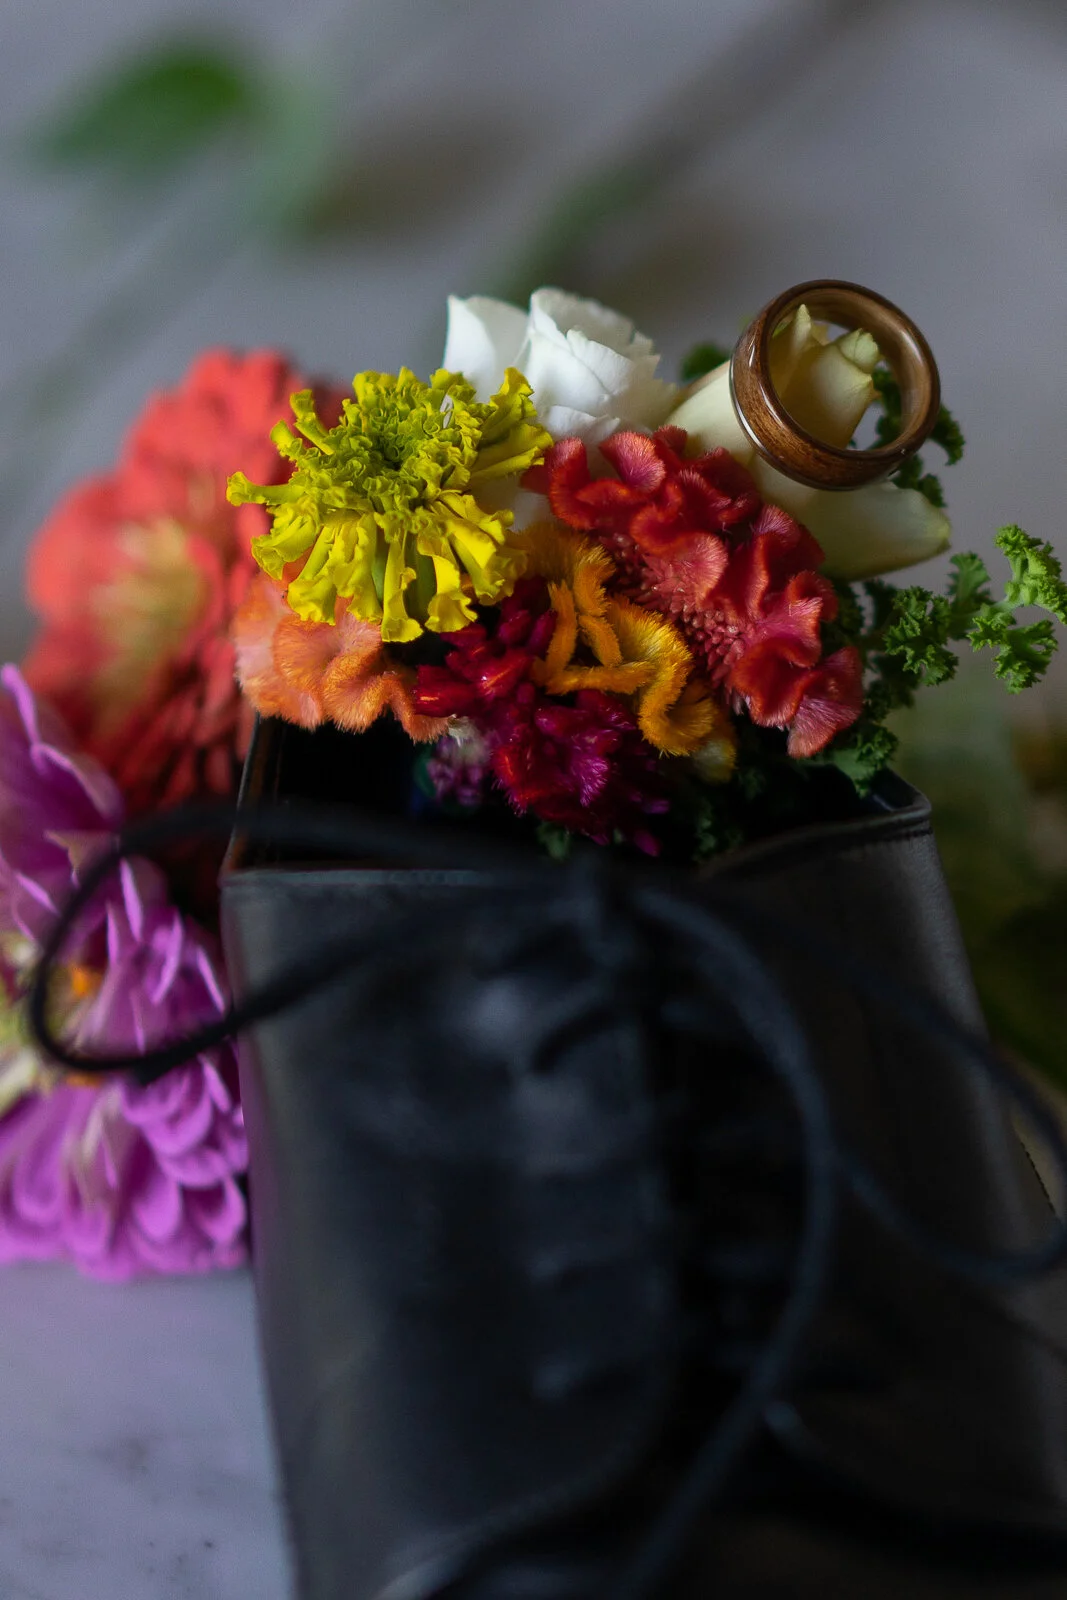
[729,279,941,491]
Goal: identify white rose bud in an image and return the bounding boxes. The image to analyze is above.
[444,288,677,445]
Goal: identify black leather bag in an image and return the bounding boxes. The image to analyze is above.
[220,714,1067,1600]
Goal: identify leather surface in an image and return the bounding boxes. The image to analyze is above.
[703,799,1067,1531]
[224,869,680,1600]
[221,718,1067,1597]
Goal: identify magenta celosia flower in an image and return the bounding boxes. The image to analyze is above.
[414,583,670,852]
[0,665,247,1279]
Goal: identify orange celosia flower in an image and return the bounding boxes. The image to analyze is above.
[233,573,448,743]
[515,521,733,762]
[24,350,345,814]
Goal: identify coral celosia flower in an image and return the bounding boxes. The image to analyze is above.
[228,367,552,643]
[232,571,448,742]
[527,430,863,757]
[24,349,337,815]
[414,582,670,851]
[0,666,247,1279]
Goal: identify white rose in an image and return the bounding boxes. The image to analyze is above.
[444,288,677,445]
[667,305,951,580]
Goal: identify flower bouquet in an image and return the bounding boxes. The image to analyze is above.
[15,280,1067,1596]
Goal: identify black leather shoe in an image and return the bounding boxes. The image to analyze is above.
[221,715,1067,1599]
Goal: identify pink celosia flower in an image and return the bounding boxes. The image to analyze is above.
[23,351,345,817]
[0,666,247,1279]
[526,430,863,757]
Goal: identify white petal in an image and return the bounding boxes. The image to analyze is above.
[779,338,877,448]
[752,464,952,579]
[529,288,648,357]
[539,404,614,443]
[521,332,613,417]
[443,294,527,400]
[666,362,753,461]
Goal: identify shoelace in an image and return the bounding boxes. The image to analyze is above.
[25,799,1067,1600]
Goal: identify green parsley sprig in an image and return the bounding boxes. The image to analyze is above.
[870,367,965,508]
[826,527,1067,789]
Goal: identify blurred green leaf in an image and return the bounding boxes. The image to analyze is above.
[679,342,731,382]
[22,41,261,184]
[894,667,1067,1088]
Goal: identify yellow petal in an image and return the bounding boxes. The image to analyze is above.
[380,536,421,643]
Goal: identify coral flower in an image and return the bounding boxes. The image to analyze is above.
[24,349,342,816]
[232,571,447,741]
[528,429,863,757]
[0,666,247,1279]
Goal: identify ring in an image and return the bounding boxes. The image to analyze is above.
[729,279,941,491]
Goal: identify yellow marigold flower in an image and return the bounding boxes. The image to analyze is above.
[227,367,551,644]
[518,521,733,761]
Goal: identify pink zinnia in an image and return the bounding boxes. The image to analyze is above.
[0,666,247,1280]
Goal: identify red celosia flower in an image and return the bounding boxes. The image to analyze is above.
[527,430,863,757]
[414,581,670,852]
[24,350,345,815]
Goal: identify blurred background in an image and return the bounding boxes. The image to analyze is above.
[0,2,1064,1594]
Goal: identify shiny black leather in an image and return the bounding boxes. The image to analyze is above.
[222,717,1067,1598]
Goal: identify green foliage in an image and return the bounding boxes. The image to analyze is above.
[995,524,1067,619]
[22,41,260,184]
[536,821,574,862]
[870,367,964,509]
[679,342,730,383]
[881,588,958,686]
[963,528,1067,692]
[824,719,899,791]
[825,531,1065,791]
[894,672,1067,1091]
[863,528,1063,720]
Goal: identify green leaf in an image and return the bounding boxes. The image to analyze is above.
[969,609,1057,692]
[23,41,259,184]
[946,551,992,631]
[994,524,1067,622]
[679,342,730,383]
[825,720,899,790]
[881,587,958,686]
[931,405,965,466]
[536,821,574,862]
[870,368,964,507]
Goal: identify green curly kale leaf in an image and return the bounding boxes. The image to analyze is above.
[995,524,1067,617]
[870,368,965,508]
[965,528,1067,692]
[822,530,1064,789]
[824,718,900,790]
[869,527,1064,709]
